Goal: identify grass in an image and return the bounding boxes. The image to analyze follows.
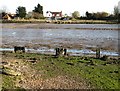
[1,74,16,89]
[1,51,119,89]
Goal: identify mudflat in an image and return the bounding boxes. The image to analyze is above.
[1,23,118,53]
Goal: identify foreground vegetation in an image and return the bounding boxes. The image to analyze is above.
[1,51,119,90]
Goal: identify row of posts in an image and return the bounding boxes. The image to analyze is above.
[13,46,101,58]
[55,47,101,58]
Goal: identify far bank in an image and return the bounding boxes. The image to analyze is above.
[1,19,118,24]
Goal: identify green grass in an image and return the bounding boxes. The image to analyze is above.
[2,52,119,89]
[1,74,15,89]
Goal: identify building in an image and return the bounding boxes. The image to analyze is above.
[46,11,62,20]
[2,13,16,20]
[2,14,12,20]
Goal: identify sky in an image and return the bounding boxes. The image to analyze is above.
[0,0,120,16]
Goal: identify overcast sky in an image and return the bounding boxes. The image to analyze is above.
[0,0,120,16]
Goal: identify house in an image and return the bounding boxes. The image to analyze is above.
[2,14,12,20]
[46,11,62,20]
[2,13,16,20]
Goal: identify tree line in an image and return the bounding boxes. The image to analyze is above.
[0,3,120,22]
[0,3,44,19]
[72,5,119,22]
[16,3,44,19]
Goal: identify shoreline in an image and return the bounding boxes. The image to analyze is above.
[1,19,118,24]
[1,23,119,30]
[0,47,119,58]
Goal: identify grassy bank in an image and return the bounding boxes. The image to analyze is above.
[1,19,117,24]
[1,52,119,90]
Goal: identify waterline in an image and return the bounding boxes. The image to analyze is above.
[0,47,118,56]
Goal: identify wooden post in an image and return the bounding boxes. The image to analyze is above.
[64,48,67,55]
[55,48,67,57]
[96,47,100,59]
[59,48,63,56]
[23,47,25,53]
[55,48,60,56]
[14,46,25,53]
[14,46,16,53]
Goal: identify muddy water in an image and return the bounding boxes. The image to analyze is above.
[1,23,119,56]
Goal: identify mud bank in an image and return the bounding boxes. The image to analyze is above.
[1,23,119,30]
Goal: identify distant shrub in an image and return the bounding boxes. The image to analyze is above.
[32,12,44,19]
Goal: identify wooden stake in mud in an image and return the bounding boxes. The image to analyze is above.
[14,46,25,53]
[55,48,67,57]
[96,46,100,59]
[64,48,67,55]
[55,48,60,56]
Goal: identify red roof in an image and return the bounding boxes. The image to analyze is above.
[51,11,62,14]
[50,11,62,17]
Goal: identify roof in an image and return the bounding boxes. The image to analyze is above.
[46,11,62,18]
[3,14,11,20]
[50,11,62,14]
[46,11,62,14]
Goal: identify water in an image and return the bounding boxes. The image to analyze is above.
[1,23,119,56]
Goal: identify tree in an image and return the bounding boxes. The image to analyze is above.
[72,11,80,19]
[16,6,26,18]
[0,12,6,18]
[86,11,93,19]
[86,12,109,20]
[114,6,119,19]
[33,3,43,14]
[26,11,33,19]
[101,12,109,18]
[0,6,8,19]
[32,12,44,19]
[64,14,68,17]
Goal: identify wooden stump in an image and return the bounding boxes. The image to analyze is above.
[96,47,100,59]
[64,48,67,55]
[55,48,60,56]
[55,48,67,57]
[14,46,25,53]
